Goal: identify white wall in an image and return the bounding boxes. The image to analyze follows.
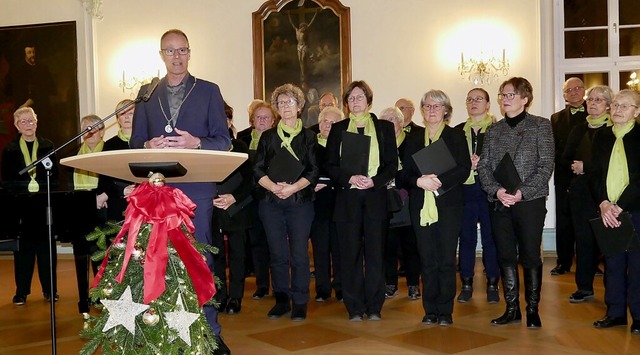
[1,0,558,232]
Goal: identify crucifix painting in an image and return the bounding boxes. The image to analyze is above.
[253,0,351,127]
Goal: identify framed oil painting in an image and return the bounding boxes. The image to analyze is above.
[0,21,79,168]
[253,0,351,127]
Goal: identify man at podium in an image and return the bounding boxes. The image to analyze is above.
[129,28,231,355]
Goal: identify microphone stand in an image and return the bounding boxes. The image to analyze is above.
[17,95,143,355]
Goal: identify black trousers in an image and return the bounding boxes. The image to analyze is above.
[568,177,600,291]
[213,228,248,299]
[413,205,462,316]
[14,229,56,297]
[247,202,271,292]
[384,224,420,286]
[490,198,546,269]
[554,185,575,269]
[310,213,341,295]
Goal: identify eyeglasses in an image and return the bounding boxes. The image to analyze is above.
[498,93,518,100]
[255,115,273,121]
[564,86,584,94]
[347,94,366,103]
[422,104,445,111]
[586,97,607,104]
[277,99,297,108]
[398,106,414,111]
[319,119,336,125]
[160,47,190,56]
[611,102,639,112]
[319,103,335,108]
[17,118,36,126]
[466,97,486,104]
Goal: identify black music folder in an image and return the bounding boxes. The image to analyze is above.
[589,212,640,256]
[267,148,304,183]
[341,131,370,176]
[494,153,522,194]
[411,139,457,196]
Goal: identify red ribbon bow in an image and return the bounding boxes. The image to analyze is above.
[92,182,216,307]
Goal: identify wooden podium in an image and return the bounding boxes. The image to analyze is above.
[60,148,248,183]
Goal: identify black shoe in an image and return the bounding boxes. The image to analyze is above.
[349,314,363,322]
[335,290,343,302]
[491,306,522,325]
[422,313,438,325]
[594,316,627,328]
[212,334,231,355]
[267,302,291,319]
[526,311,542,328]
[439,314,453,326]
[408,285,421,300]
[291,303,307,321]
[314,292,330,302]
[550,265,569,276]
[595,267,604,276]
[12,295,26,306]
[632,320,640,335]
[457,277,473,303]
[367,313,382,321]
[226,298,241,315]
[569,290,594,303]
[215,297,228,312]
[44,293,59,302]
[384,285,399,299]
[252,288,269,299]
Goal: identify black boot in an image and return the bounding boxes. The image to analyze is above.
[524,265,542,329]
[267,292,291,319]
[491,266,521,325]
[457,277,473,303]
[486,277,500,304]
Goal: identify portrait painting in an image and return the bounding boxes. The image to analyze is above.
[0,21,79,168]
[253,0,351,127]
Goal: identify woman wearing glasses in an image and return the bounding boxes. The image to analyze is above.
[477,77,554,329]
[401,90,470,326]
[562,86,613,304]
[253,83,318,321]
[454,88,500,304]
[589,89,640,335]
[2,107,59,306]
[325,80,397,321]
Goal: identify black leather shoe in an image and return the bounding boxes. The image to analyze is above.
[526,311,542,329]
[267,302,291,319]
[593,316,627,328]
[439,314,453,326]
[631,320,640,334]
[226,298,241,315]
[212,334,231,355]
[422,313,438,325]
[291,303,307,321]
[252,288,269,299]
[550,265,569,276]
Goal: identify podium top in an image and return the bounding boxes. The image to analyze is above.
[60,149,248,183]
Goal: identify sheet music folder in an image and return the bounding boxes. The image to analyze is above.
[589,212,640,256]
[411,139,456,176]
[267,148,304,183]
[341,131,370,176]
[494,153,522,194]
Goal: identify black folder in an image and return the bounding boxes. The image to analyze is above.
[589,212,640,256]
[411,139,456,176]
[493,153,521,194]
[341,131,370,176]
[267,148,305,183]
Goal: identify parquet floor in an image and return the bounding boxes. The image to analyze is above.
[1,254,639,354]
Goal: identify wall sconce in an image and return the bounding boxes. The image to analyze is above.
[627,71,639,92]
[118,70,159,98]
[458,49,510,85]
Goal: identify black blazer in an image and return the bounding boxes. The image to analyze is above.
[214,139,253,230]
[1,135,59,192]
[551,104,587,186]
[401,125,470,211]
[325,115,398,221]
[253,126,319,203]
[589,123,640,213]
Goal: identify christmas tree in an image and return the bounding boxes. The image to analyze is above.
[80,178,220,354]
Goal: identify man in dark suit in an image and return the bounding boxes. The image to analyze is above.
[129,29,231,355]
[550,77,587,275]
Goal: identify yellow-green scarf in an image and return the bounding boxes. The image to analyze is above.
[277,119,303,160]
[249,129,261,150]
[606,120,634,204]
[420,123,446,226]
[347,112,380,181]
[73,140,104,190]
[586,113,612,128]
[19,136,39,192]
[117,129,131,142]
[317,133,327,147]
[395,130,405,171]
[463,114,493,184]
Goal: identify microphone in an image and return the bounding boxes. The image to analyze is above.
[142,77,160,102]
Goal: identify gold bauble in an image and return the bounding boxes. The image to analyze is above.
[148,172,165,186]
[103,283,113,297]
[142,309,160,326]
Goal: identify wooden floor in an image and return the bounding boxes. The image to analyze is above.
[0,254,639,354]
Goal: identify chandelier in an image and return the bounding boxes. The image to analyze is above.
[627,71,639,92]
[119,70,158,98]
[458,49,510,86]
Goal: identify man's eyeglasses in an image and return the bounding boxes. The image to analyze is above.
[422,104,445,111]
[347,94,366,103]
[611,102,639,112]
[564,86,584,94]
[466,97,486,104]
[160,47,190,56]
[498,93,518,100]
[277,99,297,108]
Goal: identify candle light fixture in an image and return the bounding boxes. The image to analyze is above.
[458,49,510,86]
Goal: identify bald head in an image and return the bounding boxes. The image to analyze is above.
[563,77,585,107]
[395,98,415,126]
